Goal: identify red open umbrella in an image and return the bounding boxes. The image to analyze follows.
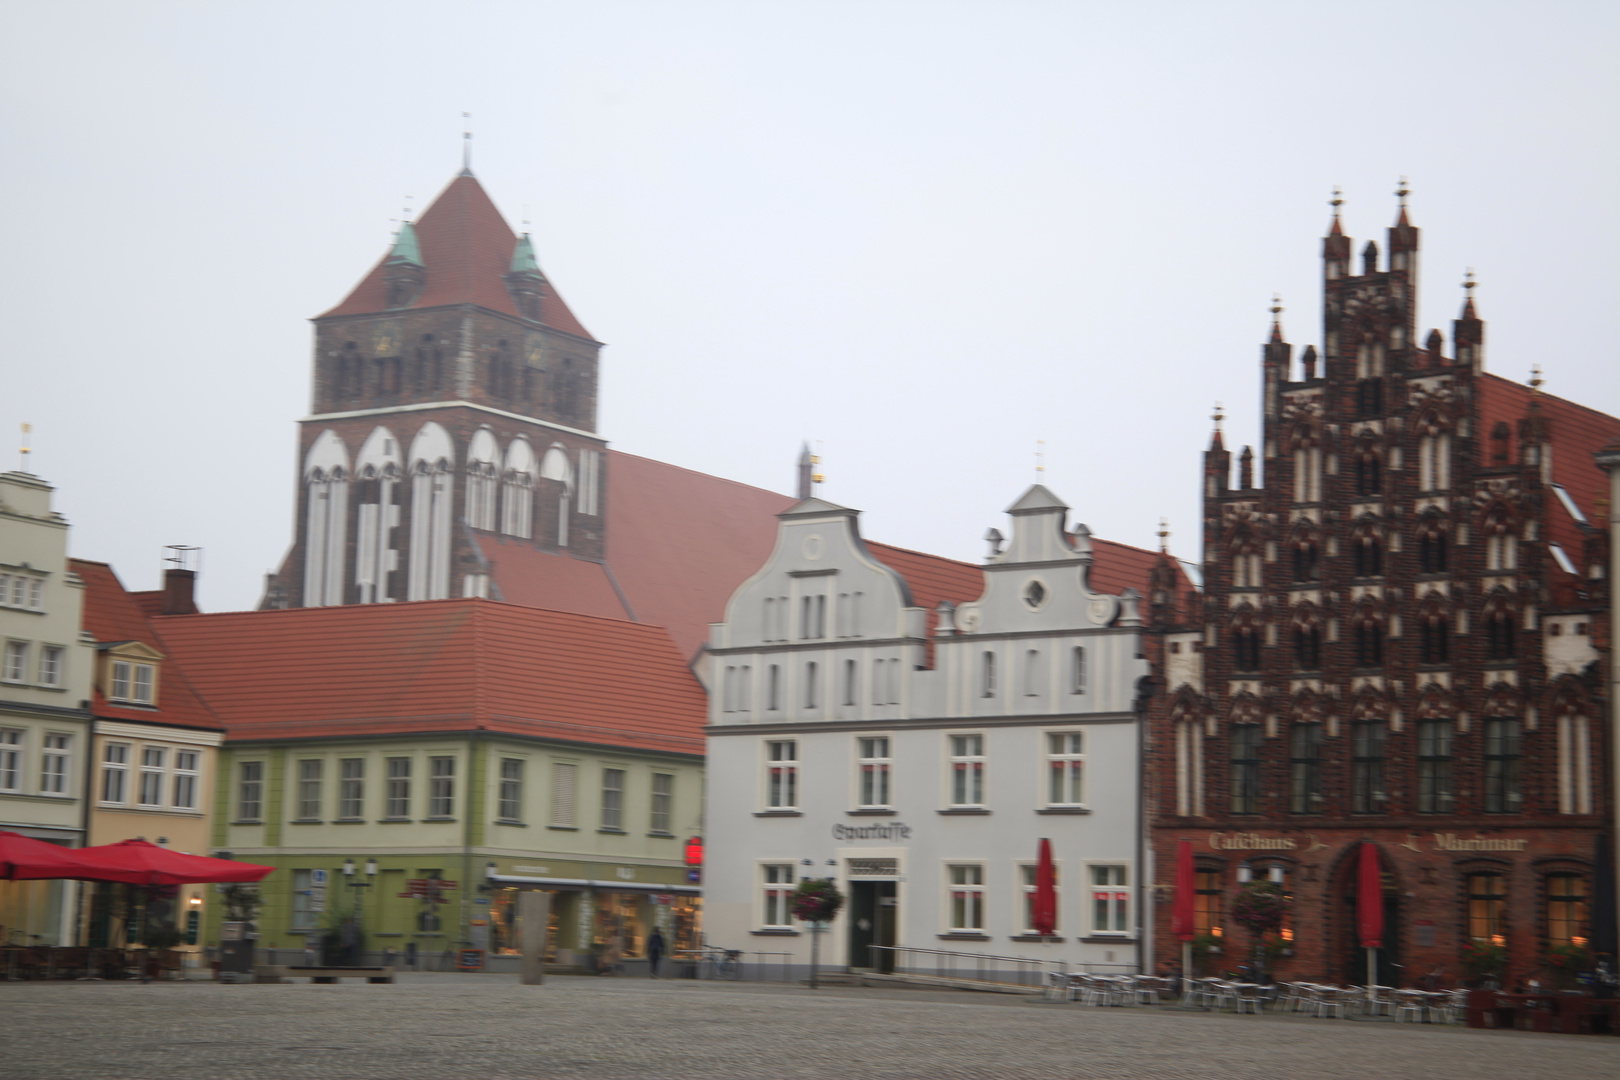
[0,830,95,880]
[69,839,274,886]
[1357,842,1384,999]
[1032,838,1057,938]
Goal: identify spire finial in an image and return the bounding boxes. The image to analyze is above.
[1395,176,1409,208]
[18,422,31,472]
[1328,185,1345,235]
[460,112,474,175]
[1157,517,1171,554]
[1212,402,1225,431]
[1528,365,1544,394]
[1036,439,1046,478]
[1463,268,1476,296]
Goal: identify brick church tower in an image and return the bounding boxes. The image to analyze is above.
[263,167,607,608]
[1145,187,1617,987]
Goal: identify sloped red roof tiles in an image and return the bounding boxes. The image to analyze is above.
[318,173,595,341]
[70,560,222,732]
[151,599,706,753]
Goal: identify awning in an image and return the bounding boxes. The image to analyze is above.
[488,873,700,896]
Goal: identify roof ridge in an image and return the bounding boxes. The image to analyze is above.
[864,538,978,570]
[1478,371,1620,424]
[608,449,792,498]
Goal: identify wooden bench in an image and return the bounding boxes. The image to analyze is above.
[255,965,395,984]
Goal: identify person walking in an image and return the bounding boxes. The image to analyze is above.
[647,927,666,978]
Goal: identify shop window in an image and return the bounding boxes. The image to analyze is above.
[948,864,986,932]
[1046,731,1084,807]
[1484,718,1522,812]
[1229,725,1261,815]
[1350,720,1386,813]
[948,734,985,807]
[237,760,263,821]
[1546,875,1588,945]
[1091,865,1129,934]
[857,737,892,808]
[1417,720,1454,813]
[1020,863,1060,933]
[1468,873,1506,941]
[1195,870,1222,937]
[765,740,798,809]
[290,869,320,931]
[1288,724,1323,814]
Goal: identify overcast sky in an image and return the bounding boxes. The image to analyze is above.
[2,1,1615,612]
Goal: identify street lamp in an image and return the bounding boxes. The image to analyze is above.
[342,858,378,962]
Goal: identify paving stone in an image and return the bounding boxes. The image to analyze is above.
[1,972,1611,1080]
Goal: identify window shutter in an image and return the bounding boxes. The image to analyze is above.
[551,762,576,826]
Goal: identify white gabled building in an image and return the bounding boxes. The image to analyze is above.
[703,485,1153,976]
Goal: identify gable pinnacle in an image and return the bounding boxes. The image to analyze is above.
[1395,176,1411,225]
[1269,294,1284,342]
[1157,517,1170,554]
[1328,186,1344,235]
[1462,268,1478,318]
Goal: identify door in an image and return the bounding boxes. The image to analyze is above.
[1346,888,1401,987]
[848,881,897,970]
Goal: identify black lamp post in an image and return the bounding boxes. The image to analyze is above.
[342,858,378,962]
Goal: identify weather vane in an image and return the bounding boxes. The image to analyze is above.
[18,423,30,472]
[1036,439,1045,478]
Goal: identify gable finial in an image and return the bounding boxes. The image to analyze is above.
[461,111,474,175]
[18,422,31,472]
[1157,517,1171,554]
[1395,176,1409,208]
[1035,439,1045,479]
[1528,364,1544,395]
[1212,402,1225,431]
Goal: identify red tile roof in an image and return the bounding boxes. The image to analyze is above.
[69,560,223,732]
[476,537,630,621]
[591,451,797,660]
[151,599,706,753]
[1476,373,1620,604]
[317,173,595,341]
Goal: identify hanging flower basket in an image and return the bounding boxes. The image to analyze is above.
[791,879,844,924]
[1229,881,1290,936]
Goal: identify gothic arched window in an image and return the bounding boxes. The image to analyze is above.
[1355,448,1382,496]
[353,426,402,604]
[464,428,500,532]
[1293,614,1322,671]
[1418,516,1448,574]
[1353,530,1383,577]
[1354,613,1384,668]
[302,429,351,608]
[1419,607,1450,665]
[1485,601,1516,660]
[407,422,455,601]
[500,437,537,539]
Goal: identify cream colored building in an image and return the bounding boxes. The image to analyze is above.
[0,471,94,946]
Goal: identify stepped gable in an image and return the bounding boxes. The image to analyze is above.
[152,599,706,754]
[317,173,595,341]
[70,559,222,732]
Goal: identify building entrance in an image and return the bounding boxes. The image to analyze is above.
[1342,870,1401,986]
[848,881,896,971]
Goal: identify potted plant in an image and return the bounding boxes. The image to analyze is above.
[791,879,844,988]
[1229,881,1291,985]
[1191,932,1222,976]
[1545,942,1593,992]
[1462,939,1508,988]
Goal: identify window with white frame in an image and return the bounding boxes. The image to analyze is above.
[650,772,673,834]
[428,756,455,818]
[110,660,155,704]
[138,747,165,805]
[172,750,198,809]
[290,868,320,931]
[498,758,524,822]
[550,761,576,826]
[102,743,129,803]
[766,740,798,809]
[339,758,364,819]
[41,733,70,795]
[0,574,44,610]
[800,593,827,640]
[237,760,263,820]
[1091,865,1129,934]
[948,734,985,807]
[1020,863,1060,933]
[857,736,891,808]
[1046,731,1085,806]
[3,641,26,682]
[948,864,986,932]
[296,759,323,819]
[385,757,411,818]
[1070,647,1086,694]
[0,729,20,791]
[37,645,63,687]
[762,864,796,928]
[600,767,624,830]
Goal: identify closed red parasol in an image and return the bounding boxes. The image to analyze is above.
[0,830,94,880]
[69,839,275,887]
[1171,839,1196,943]
[1032,838,1057,938]
[1357,842,1383,948]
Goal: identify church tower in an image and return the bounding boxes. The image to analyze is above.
[265,168,607,608]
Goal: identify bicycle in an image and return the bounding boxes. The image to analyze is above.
[698,946,743,981]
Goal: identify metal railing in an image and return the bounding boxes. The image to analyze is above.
[866,944,1056,991]
[672,947,796,982]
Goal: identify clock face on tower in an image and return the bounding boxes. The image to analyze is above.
[373,320,403,356]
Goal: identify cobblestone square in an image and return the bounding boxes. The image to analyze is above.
[1,973,1612,1080]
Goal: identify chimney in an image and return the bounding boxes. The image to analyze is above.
[162,545,201,615]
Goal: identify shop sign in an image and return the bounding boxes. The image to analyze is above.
[1207,832,1318,852]
[1427,833,1529,853]
[832,822,913,841]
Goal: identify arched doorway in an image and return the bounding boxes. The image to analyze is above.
[1334,844,1402,986]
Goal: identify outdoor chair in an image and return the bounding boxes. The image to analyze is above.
[1362,985,1397,1017]
[1045,970,1082,1002]
[1133,975,1169,1005]
[1395,989,1428,1023]
[1231,983,1265,1014]
[1433,989,1467,1025]
[1313,986,1350,1019]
